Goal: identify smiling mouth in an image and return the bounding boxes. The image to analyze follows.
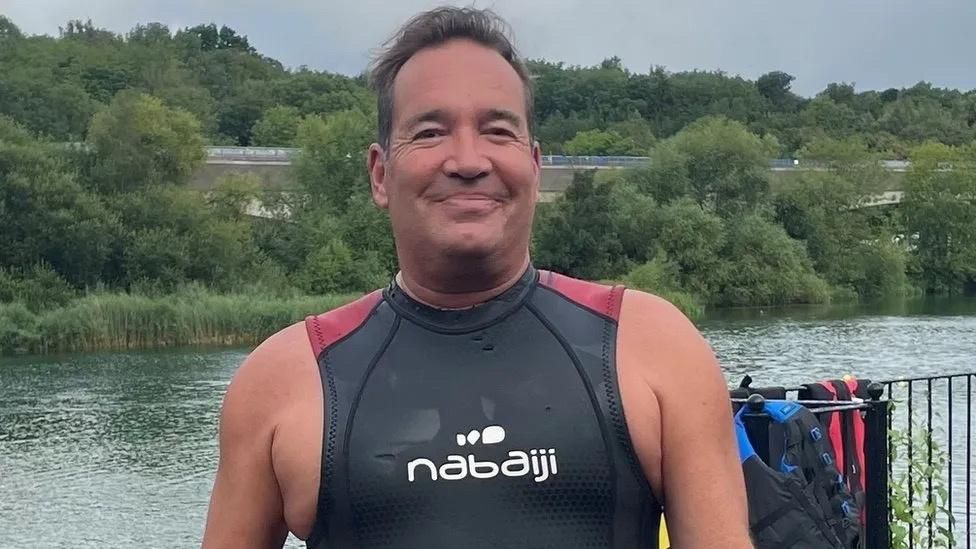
[436,194,503,204]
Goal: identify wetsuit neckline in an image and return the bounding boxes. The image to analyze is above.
[384,265,538,333]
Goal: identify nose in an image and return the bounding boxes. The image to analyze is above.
[443,130,491,182]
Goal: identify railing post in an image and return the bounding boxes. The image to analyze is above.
[864,382,890,549]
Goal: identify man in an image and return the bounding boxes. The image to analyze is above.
[202,7,752,548]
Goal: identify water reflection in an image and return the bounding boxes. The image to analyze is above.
[1,298,974,548]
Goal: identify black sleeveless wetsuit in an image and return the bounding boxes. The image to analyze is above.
[303,266,661,548]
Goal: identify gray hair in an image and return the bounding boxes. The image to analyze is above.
[368,6,535,150]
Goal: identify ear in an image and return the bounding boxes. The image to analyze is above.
[532,140,542,202]
[367,143,389,209]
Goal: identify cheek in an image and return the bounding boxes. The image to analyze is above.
[389,152,442,199]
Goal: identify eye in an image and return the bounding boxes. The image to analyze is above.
[485,127,516,138]
[413,128,444,140]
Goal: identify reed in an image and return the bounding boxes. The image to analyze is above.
[0,289,360,355]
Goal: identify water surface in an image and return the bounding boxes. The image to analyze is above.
[2,297,974,547]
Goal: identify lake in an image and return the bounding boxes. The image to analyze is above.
[2,297,974,548]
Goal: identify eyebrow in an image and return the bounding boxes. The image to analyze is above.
[400,108,525,132]
[483,108,524,129]
[402,109,451,132]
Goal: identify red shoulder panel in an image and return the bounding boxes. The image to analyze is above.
[305,290,383,359]
[538,270,625,321]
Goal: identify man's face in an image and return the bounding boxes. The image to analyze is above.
[368,39,541,263]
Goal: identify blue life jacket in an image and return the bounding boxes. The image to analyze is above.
[735,400,861,548]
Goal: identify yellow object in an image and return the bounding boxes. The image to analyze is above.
[659,516,669,547]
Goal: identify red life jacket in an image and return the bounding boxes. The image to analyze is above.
[799,378,870,524]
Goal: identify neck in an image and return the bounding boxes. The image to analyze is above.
[396,253,531,310]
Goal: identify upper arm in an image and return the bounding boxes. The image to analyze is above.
[618,290,752,548]
[201,324,308,549]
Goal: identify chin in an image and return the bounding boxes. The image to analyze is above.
[436,232,504,260]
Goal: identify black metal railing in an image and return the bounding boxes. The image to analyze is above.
[731,388,890,549]
[883,372,975,549]
[730,370,976,549]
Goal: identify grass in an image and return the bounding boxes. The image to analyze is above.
[0,288,360,355]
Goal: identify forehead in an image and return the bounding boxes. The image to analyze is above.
[391,39,527,125]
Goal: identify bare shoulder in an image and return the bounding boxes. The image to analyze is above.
[617,289,718,385]
[617,289,750,546]
[223,321,314,425]
[202,321,319,548]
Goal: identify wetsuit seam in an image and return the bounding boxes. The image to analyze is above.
[536,285,661,514]
[308,351,339,547]
[535,285,618,324]
[312,315,325,358]
[307,299,387,547]
[602,305,658,510]
[341,315,401,545]
[525,301,618,548]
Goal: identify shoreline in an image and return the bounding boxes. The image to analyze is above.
[3,289,974,357]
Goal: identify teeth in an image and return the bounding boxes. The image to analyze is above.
[456,434,466,447]
[467,430,481,445]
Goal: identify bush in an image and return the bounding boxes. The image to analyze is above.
[1,288,361,355]
[295,238,390,295]
[888,416,956,548]
[716,213,832,307]
[0,302,40,354]
[621,258,705,320]
[0,264,77,312]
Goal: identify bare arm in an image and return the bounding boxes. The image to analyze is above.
[201,331,294,548]
[619,290,753,548]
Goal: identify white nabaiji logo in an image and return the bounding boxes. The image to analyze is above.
[407,425,558,483]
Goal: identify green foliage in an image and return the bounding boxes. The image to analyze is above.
[532,171,624,280]
[0,121,119,285]
[645,116,776,217]
[295,238,389,294]
[564,128,644,156]
[607,177,658,264]
[87,91,205,191]
[0,287,360,355]
[293,109,374,211]
[716,213,831,307]
[756,71,799,111]
[621,258,704,320]
[888,406,956,548]
[251,105,302,146]
[0,264,77,312]
[653,198,727,299]
[108,185,265,291]
[0,302,40,355]
[336,193,398,275]
[207,172,263,220]
[901,142,976,293]
[2,12,975,351]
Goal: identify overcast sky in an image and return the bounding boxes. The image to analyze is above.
[3,0,974,97]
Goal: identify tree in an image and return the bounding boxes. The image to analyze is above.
[108,185,265,290]
[295,238,389,294]
[293,109,374,211]
[179,24,255,53]
[87,91,205,191]
[532,171,624,280]
[608,177,659,264]
[756,71,798,111]
[901,142,976,293]
[251,106,302,146]
[563,129,640,156]
[716,213,830,306]
[653,198,727,300]
[0,117,118,286]
[0,15,23,41]
[645,116,776,217]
